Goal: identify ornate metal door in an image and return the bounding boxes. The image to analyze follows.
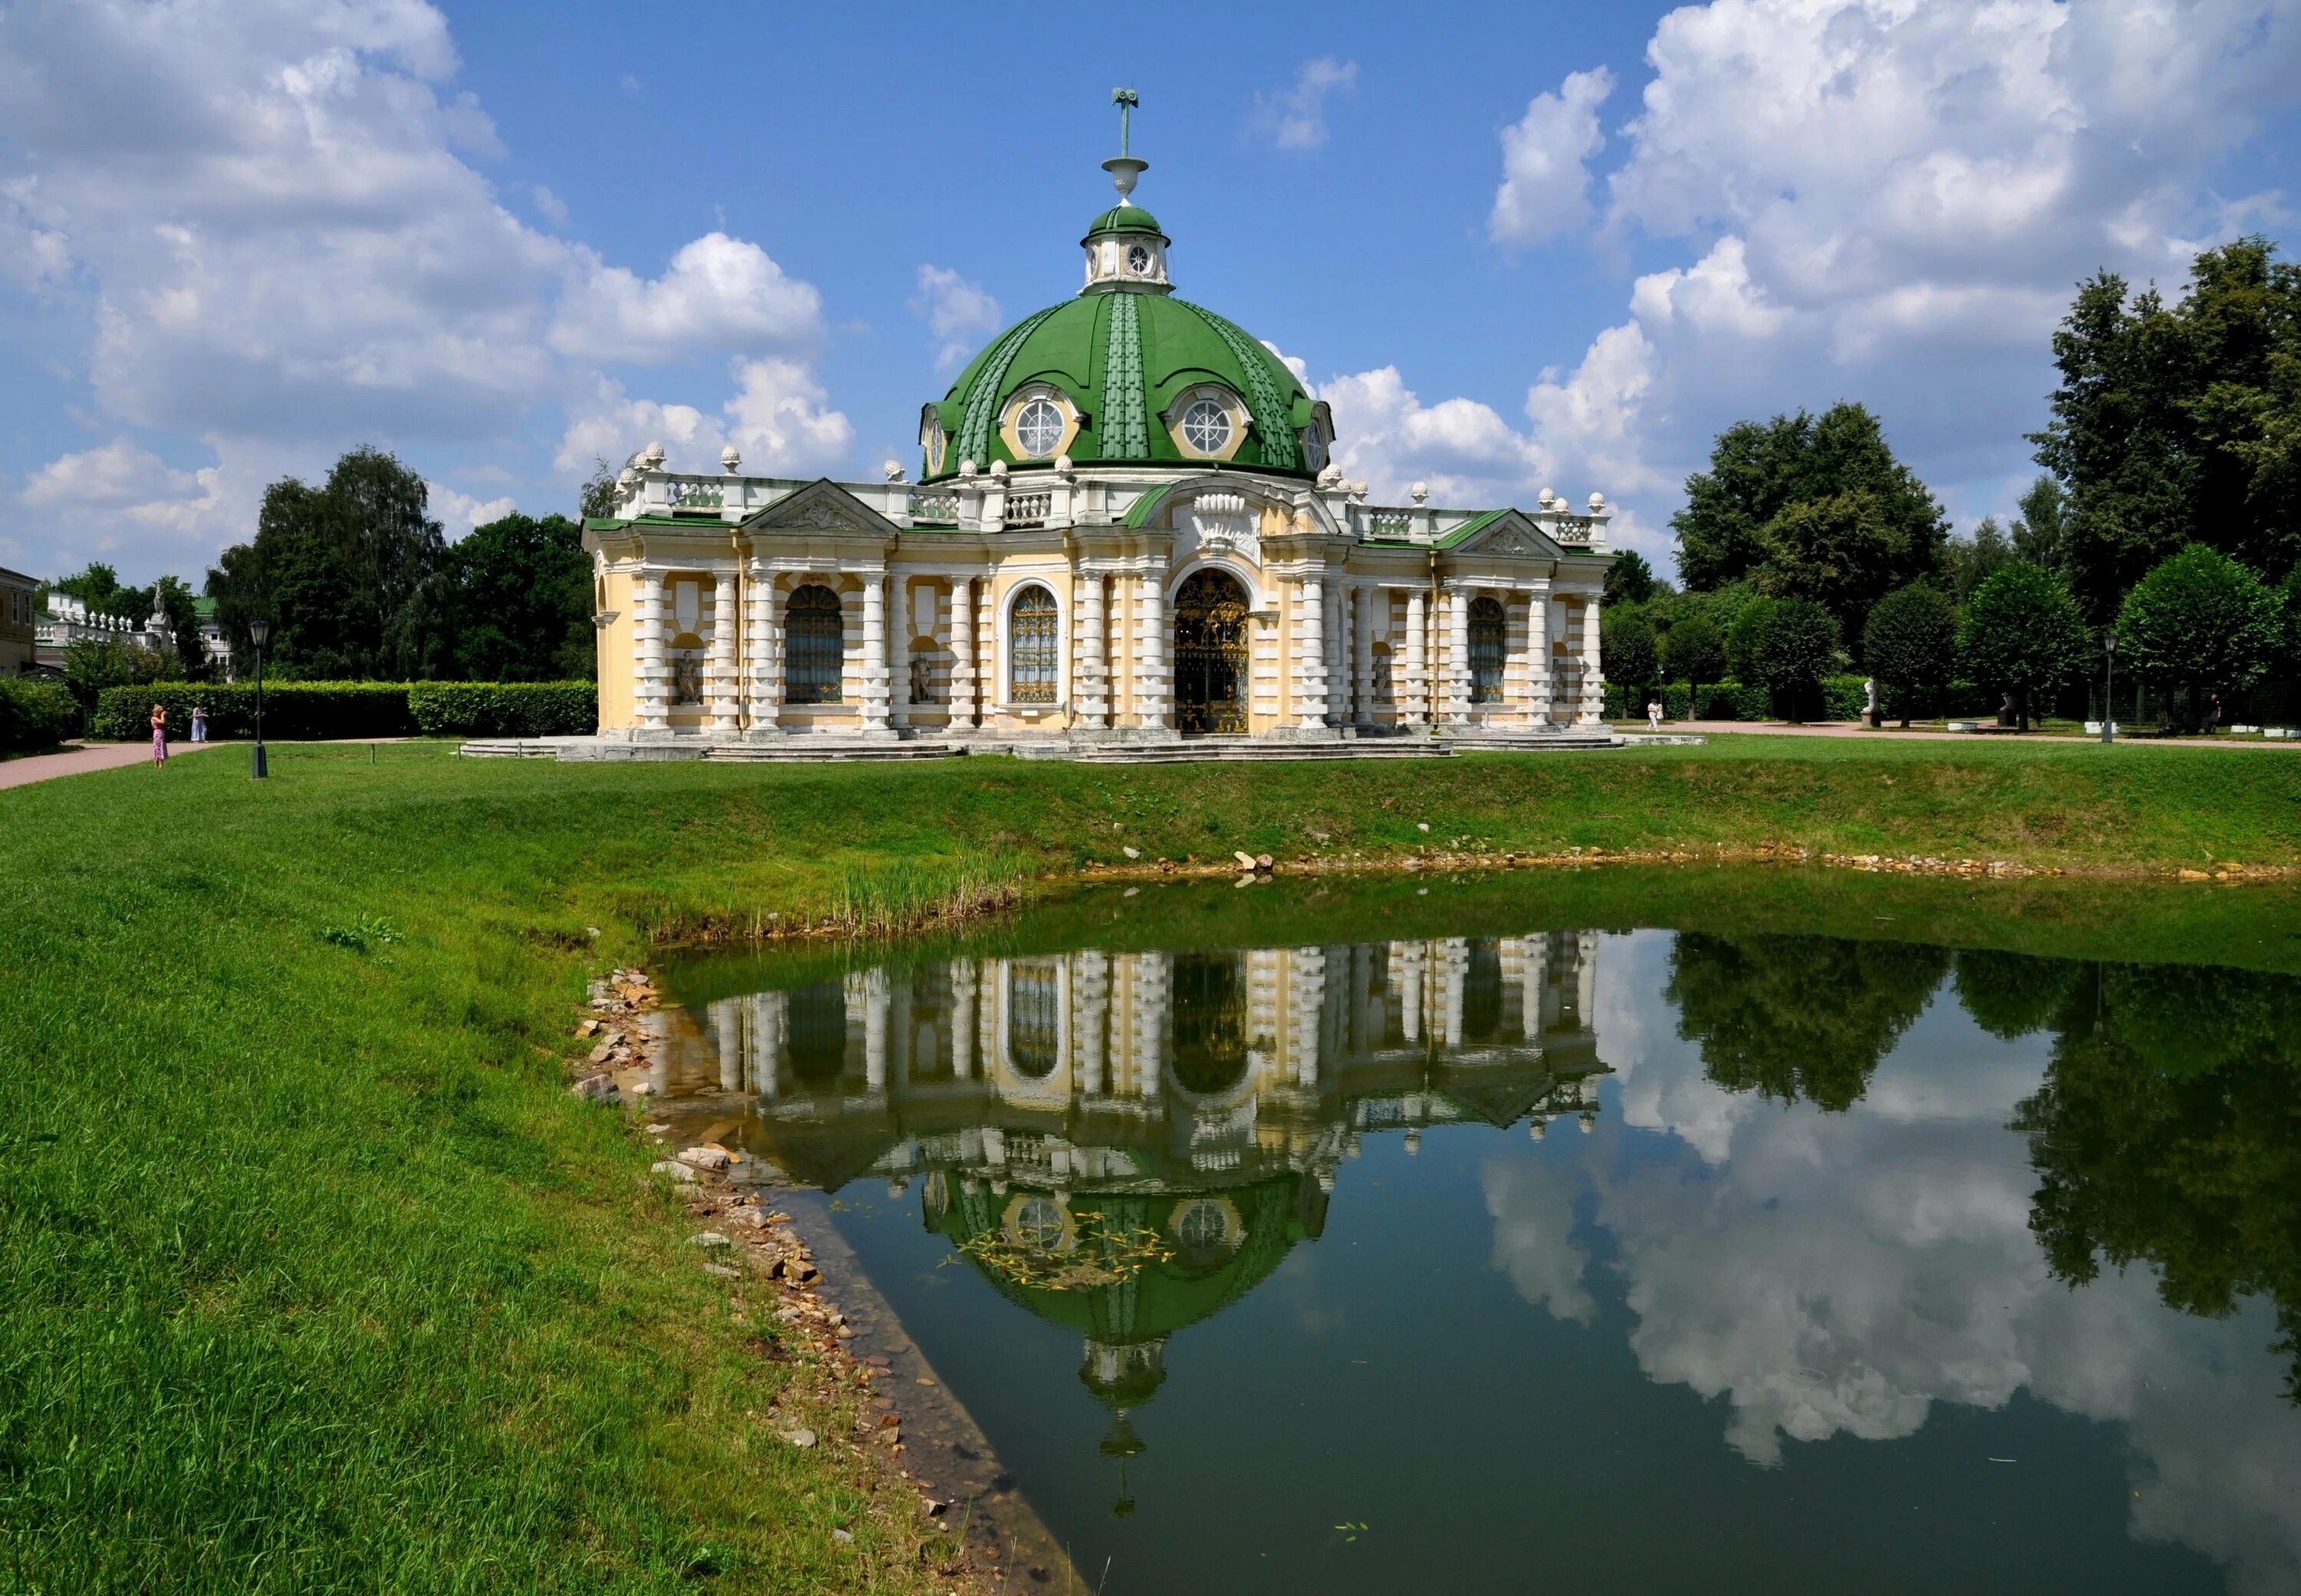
[1174,570,1249,733]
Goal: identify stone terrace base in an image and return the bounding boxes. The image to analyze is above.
[457,727,1629,765]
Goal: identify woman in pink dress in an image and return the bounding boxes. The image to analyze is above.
[150,703,168,765]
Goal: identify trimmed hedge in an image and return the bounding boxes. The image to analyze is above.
[0,677,79,752]
[92,683,419,742]
[408,682,596,737]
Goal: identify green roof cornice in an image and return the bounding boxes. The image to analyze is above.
[1082,205,1166,241]
[1434,510,1509,549]
[1121,484,1177,528]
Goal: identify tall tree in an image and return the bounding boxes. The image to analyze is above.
[1671,403,1947,650]
[1862,582,1959,726]
[1660,613,1724,696]
[2032,238,2301,621]
[1947,515,2014,603]
[206,447,447,679]
[1753,597,1838,721]
[1604,549,1657,606]
[2115,545,2278,732]
[2010,476,2072,577]
[1958,562,2090,731]
[449,513,596,682]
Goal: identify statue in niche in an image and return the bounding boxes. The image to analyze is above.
[910,654,940,706]
[672,653,704,707]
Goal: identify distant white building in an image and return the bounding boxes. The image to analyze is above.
[35,593,166,671]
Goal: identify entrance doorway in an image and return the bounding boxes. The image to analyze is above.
[1174,569,1250,733]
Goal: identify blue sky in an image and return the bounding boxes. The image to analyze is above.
[3,0,2297,587]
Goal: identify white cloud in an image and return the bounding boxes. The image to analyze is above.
[555,357,852,481]
[1249,57,1358,151]
[551,232,825,365]
[426,481,517,535]
[1490,67,1615,243]
[912,265,1002,374]
[21,437,196,509]
[532,185,568,225]
[0,0,842,580]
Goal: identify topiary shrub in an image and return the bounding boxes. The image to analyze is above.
[0,677,80,752]
[1754,598,1839,720]
[407,682,597,737]
[2116,545,2279,733]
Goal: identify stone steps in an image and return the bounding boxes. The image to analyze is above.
[1070,738,1457,764]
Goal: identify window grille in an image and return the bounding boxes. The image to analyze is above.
[1469,597,1506,703]
[1010,585,1058,703]
[786,584,844,704]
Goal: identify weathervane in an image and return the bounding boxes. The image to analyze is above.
[1105,87,1147,205]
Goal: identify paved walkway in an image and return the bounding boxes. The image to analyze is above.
[1624,719,2296,747]
[0,739,229,791]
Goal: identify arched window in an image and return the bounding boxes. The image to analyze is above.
[1008,962,1060,1078]
[1009,584,1058,704]
[1468,597,1506,703]
[786,584,843,704]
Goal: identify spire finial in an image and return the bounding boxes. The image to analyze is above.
[1112,87,1138,157]
[1104,90,1147,206]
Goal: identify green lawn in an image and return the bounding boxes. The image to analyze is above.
[2,736,2297,1592]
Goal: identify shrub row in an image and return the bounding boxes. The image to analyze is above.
[1602,677,2003,722]
[0,677,79,752]
[93,681,597,742]
[407,682,596,737]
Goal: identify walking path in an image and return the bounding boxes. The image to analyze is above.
[1631,719,2296,747]
[0,739,227,791]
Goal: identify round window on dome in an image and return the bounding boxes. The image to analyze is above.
[1180,398,1233,456]
[1013,397,1065,459]
[1126,242,1153,276]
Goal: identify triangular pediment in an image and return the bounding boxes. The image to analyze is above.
[741,478,900,538]
[1448,509,1562,559]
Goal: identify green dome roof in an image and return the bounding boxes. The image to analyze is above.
[924,291,1317,481]
[1082,204,1166,240]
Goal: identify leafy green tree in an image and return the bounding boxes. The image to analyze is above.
[1958,562,2089,730]
[1667,933,1950,1111]
[1601,606,1658,694]
[2013,961,2301,1397]
[2115,545,2278,732]
[1660,613,1725,697]
[2032,238,2301,620]
[2280,567,2301,680]
[206,447,448,679]
[1724,594,1777,687]
[59,636,173,726]
[448,513,595,682]
[1672,404,1948,647]
[1862,582,1960,726]
[578,454,624,522]
[1604,549,1657,607]
[1753,596,1838,721]
[2010,476,2072,577]
[1946,515,2014,603]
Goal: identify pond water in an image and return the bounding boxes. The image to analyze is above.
[654,876,2301,1595]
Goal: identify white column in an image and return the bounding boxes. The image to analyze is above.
[1401,940,1425,1044]
[889,576,910,730]
[1075,951,1108,1094]
[1137,572,1169,731]
[1526,590,1551,728]
[1579,597,1605,726]
[1405,587,1429,729]
[1353,586,1377,727]
[1134,952,1168,1098]
[1521,936,1546,1042]
[1290,947,1326,1088]
[1445,587,1471,726]
[1325,578,1349,727]
[1078,573,1109,729]
[743,567,783,739]
[747,991,785,1098]
[1295,574,1327,730]
[861,573,891,735]
[1576,930,1598,1022]
[950,578,979,732]
[707,571,740,734]
[634,568,668,735]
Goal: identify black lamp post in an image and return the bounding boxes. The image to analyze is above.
[2100,627,2117,745]
[249,618,270,778]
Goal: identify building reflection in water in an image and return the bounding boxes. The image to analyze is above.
[660,934,1608,1512]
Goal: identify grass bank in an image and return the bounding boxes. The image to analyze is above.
[2,736,2296,1591]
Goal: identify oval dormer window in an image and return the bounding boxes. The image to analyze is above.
[1014,397,1065,458]
[1181,397,1232,455]
[1126,242,1153,276]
